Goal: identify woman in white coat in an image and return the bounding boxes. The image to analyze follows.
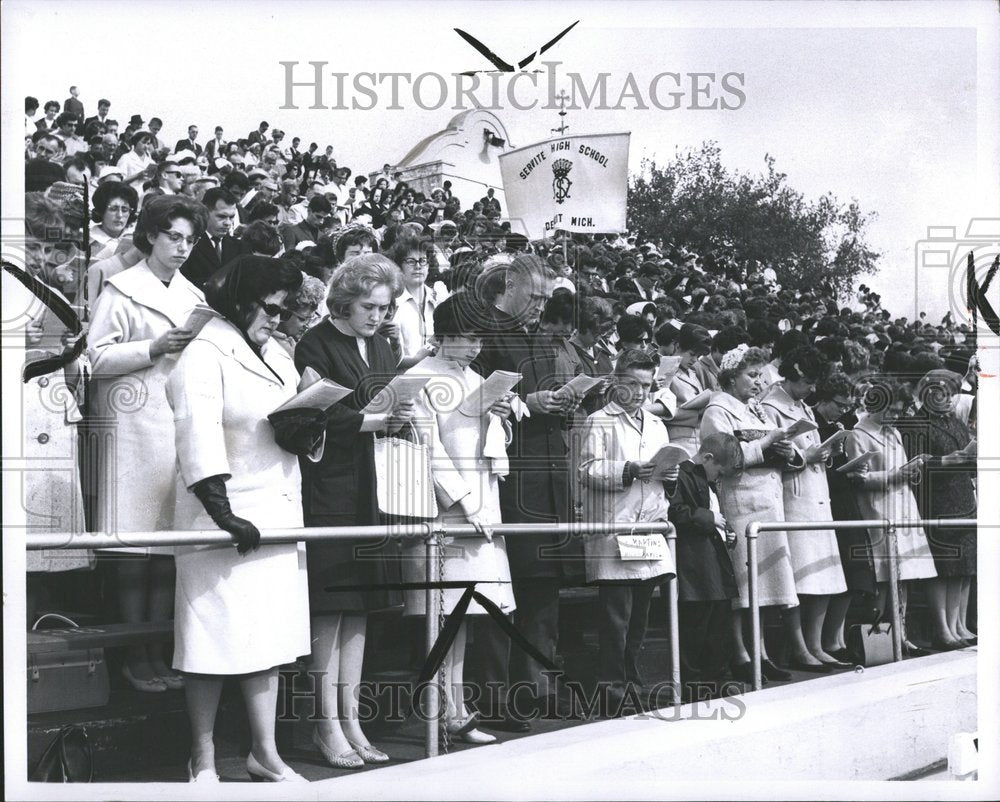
[760,346,849,672]
[666,324,715,453]
[699,344,799,684]
[166,256,312,783]
[401,293,516,745]
[87,195,205,692]
[845,379,936,654]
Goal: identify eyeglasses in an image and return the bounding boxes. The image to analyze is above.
[105,204,132,215]
[832,398,856,411]
[160,230,197,246]
[256,298,293,319]
[401,257,429,267]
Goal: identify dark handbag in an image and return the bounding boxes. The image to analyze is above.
[30,725,93,782]
[28,613,110,714]
[848,610,894,667]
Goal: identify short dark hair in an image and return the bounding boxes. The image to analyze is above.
[712,325,750,354]
[202,187,239,210]
[308,195,333,215]
[205,255,302,330]
[44,100,60,113]
[55,112,78,128]
[133,195,208,254]
[335,227,379,262]
[387,233,428,269]
[815,372,854,402]
[98,98,111,107]
[130,131,152,148]
[248,201,280,223]
[91,182,138,225]
[433,292,490,338]
[240,221,282,256]
[541,290,576,327]
[778,345,830,383]
[221,171,250,194]
[616,313,652,344]
[26,96,39,113]
[698,432,744,470]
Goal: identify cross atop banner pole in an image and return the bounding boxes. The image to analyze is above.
[551,90,570,136]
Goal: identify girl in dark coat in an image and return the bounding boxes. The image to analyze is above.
[666,432,742,694]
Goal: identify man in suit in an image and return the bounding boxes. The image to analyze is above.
[84,98,111,129]
[63,86,84,123]
[180,187,242,288]
[248,120,269,145]
[204,126,226,162]
[479,187,501,216]
[174,125,203,156]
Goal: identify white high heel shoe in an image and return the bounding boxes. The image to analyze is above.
[246,752,307,782]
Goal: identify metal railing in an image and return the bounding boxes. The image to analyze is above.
[746,518,979,691]
[26,520,678,759]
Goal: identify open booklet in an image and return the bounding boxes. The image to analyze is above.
[656,355,683,384]
[678,389,713,410]
[649,444,691,480]
[778,418,818,440]
[561,372,609,397]
[459,370,522,416]
[360,374,433,415]
[183,303,222,336]
[836,449,878,473]
[270,367,352,415]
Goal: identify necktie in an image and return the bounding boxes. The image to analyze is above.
[213,237,222,261]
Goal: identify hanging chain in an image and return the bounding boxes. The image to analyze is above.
[436,525,450,754]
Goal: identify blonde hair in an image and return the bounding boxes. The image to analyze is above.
[325,253,403,318]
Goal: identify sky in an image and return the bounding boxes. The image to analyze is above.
[3,0,998,320]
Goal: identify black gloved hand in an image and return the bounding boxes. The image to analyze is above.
[191,474,261,555]
[267,407,328,456]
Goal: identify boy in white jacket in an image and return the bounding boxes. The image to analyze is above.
[578,349,678,709]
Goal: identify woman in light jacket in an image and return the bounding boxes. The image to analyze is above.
[700,344,800,684]
[760,346,849,671]
[845,378,936,654]
[88,195,205,692]
[166,255,311,783]
[667,324,714,453]
[401,293,516,745]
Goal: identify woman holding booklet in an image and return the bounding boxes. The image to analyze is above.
[293,254,412,769]
[87,195,206,693]
[844,378,936,651]
[401,293,516,745]
[760,346,849,671]
[166,255,310,782]
[699,344,800,684]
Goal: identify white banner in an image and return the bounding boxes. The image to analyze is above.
[498,132,630,240]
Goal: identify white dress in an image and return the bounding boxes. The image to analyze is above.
[166,318,310,674]
[400,356,515,616]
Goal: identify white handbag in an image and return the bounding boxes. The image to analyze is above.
[373,424,437,519]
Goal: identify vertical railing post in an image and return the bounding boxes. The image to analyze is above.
[747,522,762,691]
[424,522,441,758]
[664,524,681,704]
[885,521,903,662]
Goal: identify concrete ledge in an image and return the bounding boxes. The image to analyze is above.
[319,650,977,799]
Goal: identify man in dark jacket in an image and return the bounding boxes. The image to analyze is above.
[666,432,741,697]
[471,254,581,726]
[180,188,242,288]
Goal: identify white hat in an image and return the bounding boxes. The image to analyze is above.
[294,240,317,251]
[166,149,197,164]
[97,165,123,181]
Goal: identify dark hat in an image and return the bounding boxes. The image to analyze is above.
[678,323,712,355]
[25,158,67,192]
[128,113,145,127]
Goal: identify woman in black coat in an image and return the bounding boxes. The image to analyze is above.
[294,254,413,768]
[812,373,877,661]
[898,369,977,649]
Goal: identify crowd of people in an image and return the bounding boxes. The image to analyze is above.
[14,87,978,783]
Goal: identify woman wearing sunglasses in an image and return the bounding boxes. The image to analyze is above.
[166,255,310,782]
[88,195,206,694]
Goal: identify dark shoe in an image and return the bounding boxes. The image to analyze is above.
[961,637,977,647]
[820,660,853,670]
[826,647,854,663]
[730,661,767,685]
[479,714,531,734]
[760,659,793,681]
[786,659,833,674]
[927,639,966,652]
[902,641,931,658]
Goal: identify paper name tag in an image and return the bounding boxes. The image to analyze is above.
[615,534,668,561]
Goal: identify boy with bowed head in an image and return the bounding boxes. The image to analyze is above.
[577,348,677,712]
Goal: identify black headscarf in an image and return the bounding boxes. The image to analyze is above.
[203,254,302,384]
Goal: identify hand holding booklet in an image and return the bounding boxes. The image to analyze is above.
[650,444,691,480]
[459,370,522,416]
[836,449,878,473]
[778,418,818,440]
[656,355,683,384]
[270,367,352,415]
[560,372,608,398]
[360,374,432,415]
[183,303,221,336]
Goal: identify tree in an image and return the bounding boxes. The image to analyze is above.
[627,142,880,298]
